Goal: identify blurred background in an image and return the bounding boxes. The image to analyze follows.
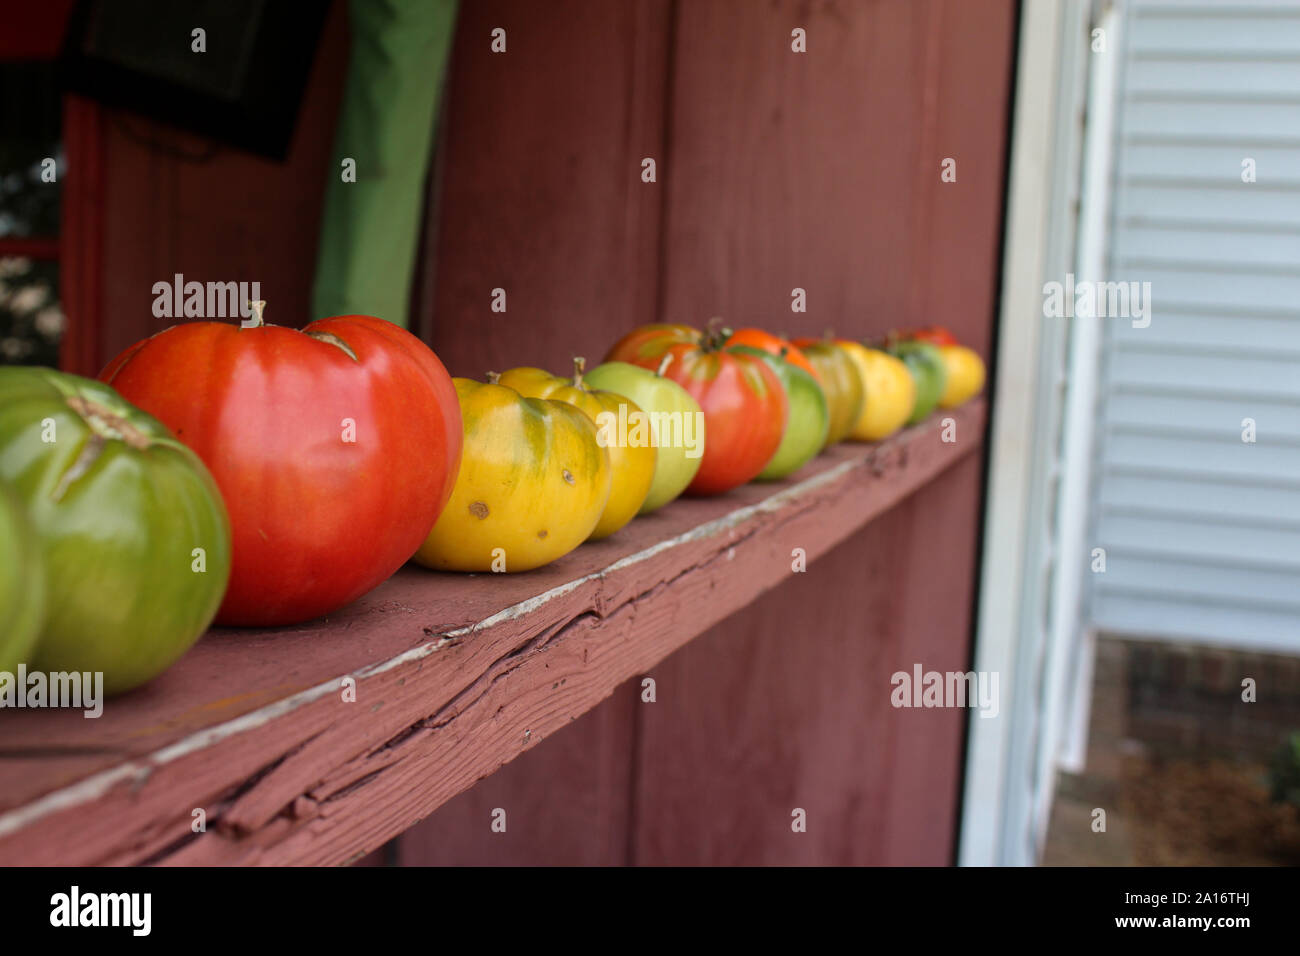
[2,0,1297,865]
[973,0,1300,867]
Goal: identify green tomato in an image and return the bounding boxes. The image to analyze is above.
[0,367,232,695]
[888,341,948,426]
[730,347,829,481]
[582,361,705,513]
[0,480,45,673]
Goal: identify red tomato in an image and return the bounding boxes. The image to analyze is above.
[605,324,787,495]
[900,326,959,347]
[101,308,462,626]
[723,328,822,384]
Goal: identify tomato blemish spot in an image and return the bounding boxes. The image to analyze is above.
[562,469,574,485]
[468,501,490,519]
[537,529,548,539]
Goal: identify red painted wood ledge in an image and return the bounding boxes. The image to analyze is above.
[0,399,986,865]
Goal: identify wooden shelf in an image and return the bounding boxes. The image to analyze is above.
[0,399,985,865]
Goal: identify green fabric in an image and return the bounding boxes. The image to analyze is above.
[312,0,459,328]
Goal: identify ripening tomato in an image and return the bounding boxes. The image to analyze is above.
[894,328,985,408]
[934,345,986,408]
[497,358,655,539]
[836,340,916,441]
[0,479,45,674]
[901,326,959,347]
[791,338,865,447]
[581,361,704,514]
[723,328,822,383]
[604,324,787,495]
[0,367,230,693]
[728,347,828,481]
[415,377,611,571]
[886,340,948,426]
[101,304,462,626]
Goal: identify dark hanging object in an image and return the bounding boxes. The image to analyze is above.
[58,0,329,161]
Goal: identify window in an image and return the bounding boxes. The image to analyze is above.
[0,61,65,367]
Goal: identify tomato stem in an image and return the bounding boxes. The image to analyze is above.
[702,318,730,352]
[65,396,150,451]
[572,356,586,390]
[486,371,501,384]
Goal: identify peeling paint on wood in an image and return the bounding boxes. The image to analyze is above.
[0,401,984,865]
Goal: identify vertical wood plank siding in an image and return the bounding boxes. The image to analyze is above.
[81,0,1015,864]
[401,0,1015,865]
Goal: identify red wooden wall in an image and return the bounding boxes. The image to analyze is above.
[65,0,1016,864]
[68,2,351,369]
[397,0,1015,865]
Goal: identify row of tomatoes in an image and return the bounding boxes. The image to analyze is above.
[0,309,983,696]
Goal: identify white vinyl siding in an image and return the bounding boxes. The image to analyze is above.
[1088,0,1300,652]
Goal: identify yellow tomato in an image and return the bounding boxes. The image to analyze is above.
[936,344,986,408]
[497,358,656,540]
[414,377,611,572]
[837,341,916,441]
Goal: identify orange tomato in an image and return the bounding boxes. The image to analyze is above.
[723,328,822,384]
